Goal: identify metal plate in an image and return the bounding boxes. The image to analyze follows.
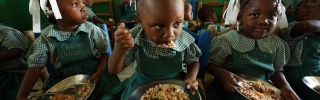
[302,76,320,94]
[129,79,202,100]
[45,74,95,100]
[234,74,281,100]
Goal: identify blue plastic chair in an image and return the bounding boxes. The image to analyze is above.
[196,29,212,79]
[98,24,113,56]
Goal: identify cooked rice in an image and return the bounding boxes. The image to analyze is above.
[141,84,189,100]
[238,81,280,100]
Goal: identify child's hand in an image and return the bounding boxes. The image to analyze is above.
[280,85,300,100]
[185,78,198,95]
[114,23,134,50]
[220,70,244,92]
[89,72,102,82]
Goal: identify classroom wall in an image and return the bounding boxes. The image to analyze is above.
[0,0,228,32]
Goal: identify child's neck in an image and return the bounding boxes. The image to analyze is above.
[55,24,79,32]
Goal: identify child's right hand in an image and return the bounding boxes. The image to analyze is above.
[114,23,134,50]
[219,70,244,92]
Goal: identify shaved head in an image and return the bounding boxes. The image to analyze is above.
[136,0,184,18]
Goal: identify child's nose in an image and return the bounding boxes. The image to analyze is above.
[257,16,269,25]
[163,28,174,39]
[81,4,86,12]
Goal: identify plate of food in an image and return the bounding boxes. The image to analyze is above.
[29,74,95,100]
[233,74,281,100]
[302,76,320,94]
[129,79,202,100]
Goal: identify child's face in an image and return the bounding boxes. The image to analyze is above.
[56,0,88,25]
[184,4,193,21]
[305,0,320,20]
[137,0,184,45]
[211,12,218,23]
[238,0,278,39]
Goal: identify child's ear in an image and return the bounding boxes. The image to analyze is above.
[237,13,243,22]
[135,13,142,26]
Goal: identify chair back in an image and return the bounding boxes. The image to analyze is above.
[197,29,212,79]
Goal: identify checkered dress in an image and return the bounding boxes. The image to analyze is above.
[27,22,109,68]
[123,26,202,70]
[209,30,290,71]
[0,25,30,73]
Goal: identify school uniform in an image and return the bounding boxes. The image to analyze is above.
[0,25,30,100]
[206,30,290,100]
[86,6,96,24]
[119,4,137,29]
[27,22,120,99]
[183,21,189,28]
[280,21,320,99]
[103,26,202,100]
[199,22,225,32]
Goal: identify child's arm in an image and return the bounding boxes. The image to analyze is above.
[93,16,106,25]
[90,53,108,82]
[207,63,243,92]
[17,67,44,100]
[108,23,134,74]
[0,48,22,60]
[270,72,300,100]
[290,20,320,37]
[185,62,199,94]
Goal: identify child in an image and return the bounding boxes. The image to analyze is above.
[206,0,300,100]
[84,0,116,26]
[105,0,202,99]
[16,0,120,99]
[0,25,30,100]
[183,1,193,28]
[118,0,137,29]
[281,0,320,99]
[198,6,226,33]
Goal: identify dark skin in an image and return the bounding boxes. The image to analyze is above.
[0,48,22,60]
[290,0,320,37]
[184,3,193,21]
[109,0,199,94]
[207,0,299,99]
[17,0,108,99]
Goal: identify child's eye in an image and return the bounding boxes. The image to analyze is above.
[174,21,182,28]
[250,13,259,17]
[73,3,78,7]
[155,25,162,29]
[267,13,278,18]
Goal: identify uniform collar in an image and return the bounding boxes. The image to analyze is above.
[45,22,94,41]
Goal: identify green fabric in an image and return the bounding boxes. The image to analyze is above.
[183,21,189,28]
[43,32,120,99]
[0,72,24,100]
[124,26,201,67]
[103,46,203,100]
[209,30,289,71]
[0,25,29,73]
[284,36,320,99]
[230,48,274,80]
[120,4,136,23]
[27,22,109,68]
[207,45,275,100]
[86,6,96,24]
